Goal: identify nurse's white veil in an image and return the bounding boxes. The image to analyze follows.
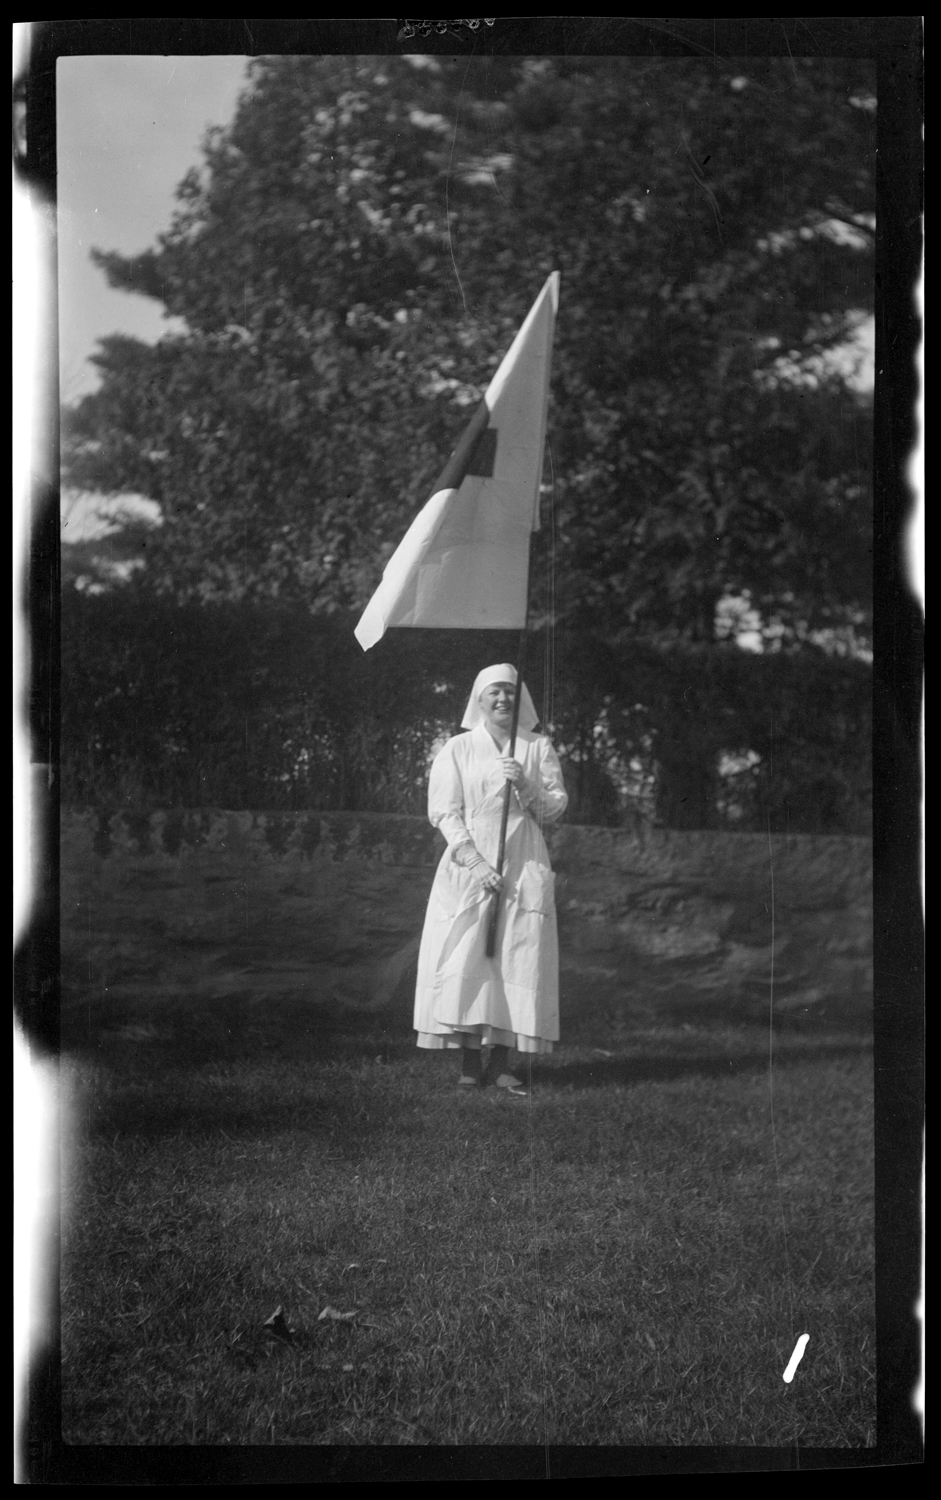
[461,664,539,732]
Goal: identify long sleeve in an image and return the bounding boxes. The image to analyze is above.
[517,740,568,826]
[427,743,474,852]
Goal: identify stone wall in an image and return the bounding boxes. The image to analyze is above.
[61,809,872,1031]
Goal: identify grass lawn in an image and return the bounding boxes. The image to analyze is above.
[60,1000,875,1447]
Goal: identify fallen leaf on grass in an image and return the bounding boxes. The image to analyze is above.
[318,1305,358,1322]
[263,1305,295,1343]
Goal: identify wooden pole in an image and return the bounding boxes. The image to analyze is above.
[482,276,555,959]
[485,625,529,958]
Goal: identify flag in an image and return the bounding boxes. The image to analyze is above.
[354,272,559,650]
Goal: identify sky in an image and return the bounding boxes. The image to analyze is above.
[56,55,250,403]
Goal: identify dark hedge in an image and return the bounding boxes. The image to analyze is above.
[61,590,871,833]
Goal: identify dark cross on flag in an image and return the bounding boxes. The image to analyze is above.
[428,398,499,496]
[467,427,497,478]
[353,270,558,652]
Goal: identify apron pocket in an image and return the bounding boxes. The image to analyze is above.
[514,861,556,915]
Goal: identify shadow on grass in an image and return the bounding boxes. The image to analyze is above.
[531,1034,873,1092]
[85,1090,401,1144]
[63,1001,421,1146]
[61,988,872,1141]
[61,991,412,1068]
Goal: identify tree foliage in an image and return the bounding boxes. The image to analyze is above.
[61,54,875,827]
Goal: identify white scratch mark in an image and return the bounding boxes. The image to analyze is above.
[783,1333,809,1383]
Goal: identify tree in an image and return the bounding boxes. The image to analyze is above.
[62,54,875,827]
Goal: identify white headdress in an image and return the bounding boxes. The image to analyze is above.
[461,663,539,732]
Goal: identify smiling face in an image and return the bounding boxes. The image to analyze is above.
[478,681,516,735]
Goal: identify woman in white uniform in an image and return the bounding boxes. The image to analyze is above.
[414,664,568,1094]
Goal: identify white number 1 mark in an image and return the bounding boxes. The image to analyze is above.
[783,1334,810,1383]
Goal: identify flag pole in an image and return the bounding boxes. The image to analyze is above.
[351,271,558,957]
[483,274,558,959]
[484,601,532,958]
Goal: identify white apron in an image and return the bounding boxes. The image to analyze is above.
[414,724,568,1052]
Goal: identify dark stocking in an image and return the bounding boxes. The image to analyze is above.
[460,1046,482,1081]
[488,1044,510,1079]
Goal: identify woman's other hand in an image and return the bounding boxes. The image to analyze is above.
[458,843,504,893]
[475,862,503,894]
[500,757,533,807]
